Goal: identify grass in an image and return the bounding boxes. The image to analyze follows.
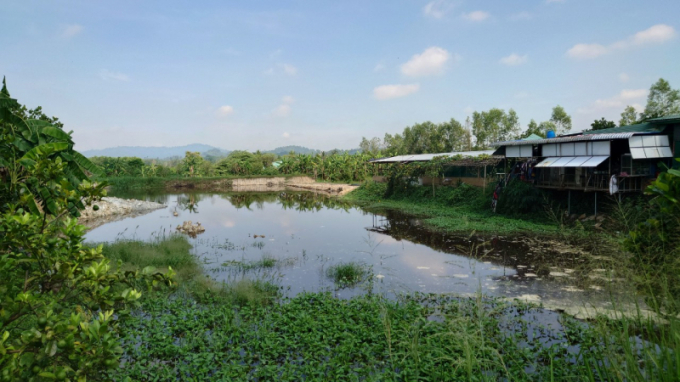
[99,235,280,303]
[345,181,565,235]
[101,234,200,282]
[326,261,369,287]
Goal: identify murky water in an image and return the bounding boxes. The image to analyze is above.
[85,191,633,315]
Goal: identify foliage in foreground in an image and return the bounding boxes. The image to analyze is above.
[0,79,174,381]
[625,160,680,315]
[106,291,679,381]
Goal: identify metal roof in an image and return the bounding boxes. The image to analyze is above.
[569,122,665,136]
[369,150,495,163]
[490,132,654,147]
[648,114,680,124]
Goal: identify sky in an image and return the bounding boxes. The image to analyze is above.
[1,0,679,152]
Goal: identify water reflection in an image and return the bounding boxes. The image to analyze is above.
[89,191,635,315]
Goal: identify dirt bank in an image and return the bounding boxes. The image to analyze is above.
[286,182,358,196]
[164,176,355,195]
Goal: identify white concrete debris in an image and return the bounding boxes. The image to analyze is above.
[79,197,165,221]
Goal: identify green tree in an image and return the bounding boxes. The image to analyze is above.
[590,118,616,131]
[641,78,680,120]
[521,119,544,138]
[472,108,521,148]
[549,105,572,135]
[359,137,383,156]
[181,151,205,177]
[619,105,639,126]
[0,78,174,380]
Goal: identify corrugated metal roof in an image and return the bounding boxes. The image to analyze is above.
[572,122,664,136]
[491,132,650,147]
[370,150,495,163]
[648,114,680,124]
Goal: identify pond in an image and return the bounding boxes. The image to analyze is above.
[85,191,632,316]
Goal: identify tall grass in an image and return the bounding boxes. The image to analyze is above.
[100,235,280,305]
[326,261,368,287]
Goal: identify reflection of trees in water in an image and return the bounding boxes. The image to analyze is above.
[175,194,203,213]
[218,192,355,212]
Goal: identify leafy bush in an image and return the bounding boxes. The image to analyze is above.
[0,79,174,381]
[625,162,680,315]
[496,179,546,215]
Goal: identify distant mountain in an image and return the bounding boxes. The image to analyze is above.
[81,144,230,159]
[264,146,320,156]
[263,146,361,156]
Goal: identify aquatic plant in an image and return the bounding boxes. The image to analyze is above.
[326,261,369,287]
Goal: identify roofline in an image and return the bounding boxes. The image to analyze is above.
[490,131,659,147]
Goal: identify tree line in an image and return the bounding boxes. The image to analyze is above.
[362,77,679,155]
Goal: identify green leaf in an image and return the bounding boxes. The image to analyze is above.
[12,136,33,152]
[72,151,104,176]
[41,124,72,143]
[48,340,58,356]
[39,371,57,379]
[18,142,69,164]
[21,187,42,215]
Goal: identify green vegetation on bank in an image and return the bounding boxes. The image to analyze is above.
[347,180,561,235]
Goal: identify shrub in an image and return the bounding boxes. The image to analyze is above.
[496,180,546,215]
[625,162,680,315]
[0,79,174,381]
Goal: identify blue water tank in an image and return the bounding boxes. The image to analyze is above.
[546,130,556,138]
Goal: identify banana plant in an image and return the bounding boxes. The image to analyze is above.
[0,78,104,217]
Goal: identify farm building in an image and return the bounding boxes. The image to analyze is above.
[368,150,503,188]
[490,115,680,194]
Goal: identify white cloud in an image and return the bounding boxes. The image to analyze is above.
[281,63,297,76]
[462,11,490,22]
[62,24,83,38]
[567,43,609,59]
[217,105,234,116]
[567,24,677,59]
[619,72,630,82]
[99,69,130,82]
[282,132,290,139]
[423,1,455,19]
[631,24,676,45]
[374,63,385,72]
[579,89,647,113]
[500,53,528,66]
[401,47,450,77]
[273,96,294,117]
[373,83,420,100]
[509,11,532,21]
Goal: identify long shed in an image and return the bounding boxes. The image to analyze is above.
[490,115,680,193]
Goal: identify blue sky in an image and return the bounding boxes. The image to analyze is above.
[1,0,679,151]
